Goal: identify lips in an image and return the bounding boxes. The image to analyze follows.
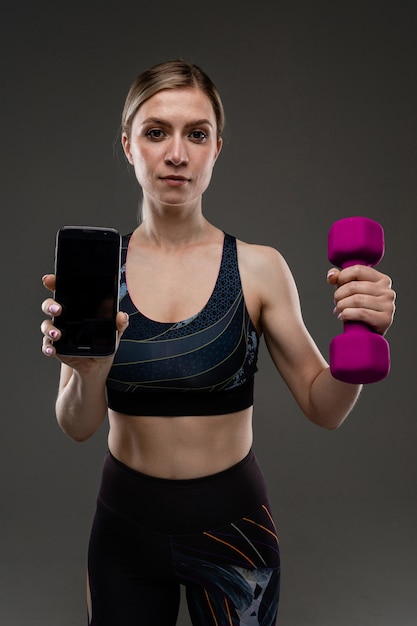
[160,175,190,187]
[161,175,189,181]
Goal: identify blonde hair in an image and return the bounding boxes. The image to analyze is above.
[121,59,225,140]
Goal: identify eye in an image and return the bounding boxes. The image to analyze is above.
[146,128,166,141]
[189,130,208,142]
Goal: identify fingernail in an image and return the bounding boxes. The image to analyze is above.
[327,270,337,279]
[49,304,60,314]
[49,329,58,339]
[45,347,53,356]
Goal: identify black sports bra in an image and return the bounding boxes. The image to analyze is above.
[106,233,259,415]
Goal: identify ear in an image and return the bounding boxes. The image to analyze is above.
[214,137,223,163]
[121,132,134,164]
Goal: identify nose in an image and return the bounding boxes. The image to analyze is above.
[165,135,189,166]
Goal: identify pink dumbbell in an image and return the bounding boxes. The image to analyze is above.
[328,216,390,384]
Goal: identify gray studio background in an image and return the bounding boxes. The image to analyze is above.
[1,1,416,625]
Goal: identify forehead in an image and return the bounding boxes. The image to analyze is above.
[134,87,216,125]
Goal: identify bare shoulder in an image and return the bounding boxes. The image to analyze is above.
[235,238,301,335]
[236,238,294,285]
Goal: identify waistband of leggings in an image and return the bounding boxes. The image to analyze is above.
[108,446,255,486]
[97,448,268,534]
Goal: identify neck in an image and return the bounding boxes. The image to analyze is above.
[138,201,215,248]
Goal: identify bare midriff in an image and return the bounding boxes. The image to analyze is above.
[107,407,254,480]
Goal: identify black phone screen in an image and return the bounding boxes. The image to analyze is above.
[53,226,121,356]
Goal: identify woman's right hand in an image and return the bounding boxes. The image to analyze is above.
[40,274,129,373]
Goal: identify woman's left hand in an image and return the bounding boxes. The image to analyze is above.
[327,265,396,336]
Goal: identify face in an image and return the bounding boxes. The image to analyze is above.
[122,87,223,210]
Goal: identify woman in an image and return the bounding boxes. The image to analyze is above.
[41,59,395,626]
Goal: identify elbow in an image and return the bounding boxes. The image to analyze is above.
[306,409,347,431]
[69,431,94,443]
[57,418,98,443]
[322,418,345,431]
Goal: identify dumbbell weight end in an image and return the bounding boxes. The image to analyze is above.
[329,322,390,384]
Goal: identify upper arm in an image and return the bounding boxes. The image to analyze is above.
[245,245,328,415]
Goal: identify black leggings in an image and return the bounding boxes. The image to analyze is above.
[87,450,280,625]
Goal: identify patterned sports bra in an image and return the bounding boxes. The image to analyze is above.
[106,233,259,416]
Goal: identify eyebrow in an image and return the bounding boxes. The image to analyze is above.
[140,117,214,129]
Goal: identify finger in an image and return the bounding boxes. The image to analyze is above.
[326,268,340,286]
[116,311,129,335]
[335,264,391,286]
[42,274,56,292]
[40,319,61,340]
[336,306,393,335]
[41,298,61,316]
[333,280,384,305]
[335,292,387,315]
[111,311,129,353]
[42,334,56,357]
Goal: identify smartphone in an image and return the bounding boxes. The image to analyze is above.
[53,226,121,357]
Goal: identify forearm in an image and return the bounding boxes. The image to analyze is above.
[55,370,108,442]
[308,366,362,430]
